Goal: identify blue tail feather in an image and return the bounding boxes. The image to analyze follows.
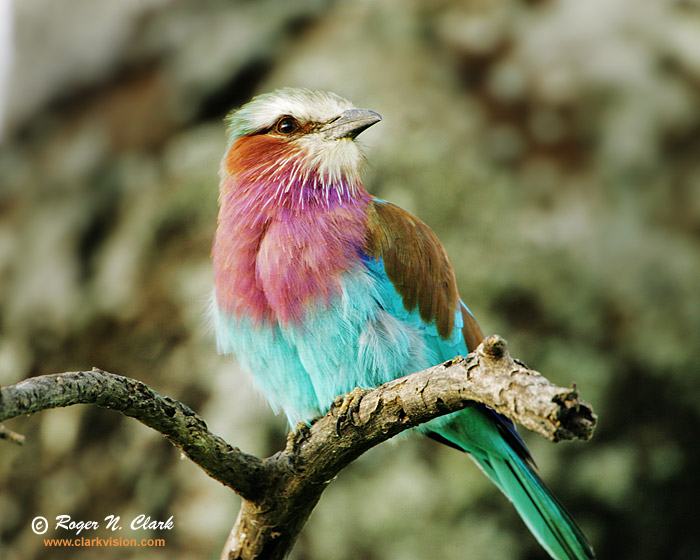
[478,451,595,560]
[428,411,595,560]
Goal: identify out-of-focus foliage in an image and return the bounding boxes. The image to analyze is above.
[1,1,699,559]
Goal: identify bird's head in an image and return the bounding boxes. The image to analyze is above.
[221,88,381,206]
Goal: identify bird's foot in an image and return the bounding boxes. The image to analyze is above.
[332,387,371,435]
[286,421,312,452]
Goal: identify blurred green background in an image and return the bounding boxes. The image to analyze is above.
[1,0,699,559]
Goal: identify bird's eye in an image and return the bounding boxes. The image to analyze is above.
[275,116,300,135]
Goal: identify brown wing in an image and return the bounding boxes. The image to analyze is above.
[364,200,483,348]
[461,304,485,352]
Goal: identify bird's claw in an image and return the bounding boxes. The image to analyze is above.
[332,387,371,435]
[286,421,312,454]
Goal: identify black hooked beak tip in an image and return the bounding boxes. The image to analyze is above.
[322,108,382,140]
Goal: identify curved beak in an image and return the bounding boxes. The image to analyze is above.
[322,108,382,140]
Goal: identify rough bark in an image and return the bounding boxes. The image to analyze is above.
[0,335,596,560]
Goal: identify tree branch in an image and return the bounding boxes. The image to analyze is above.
[0,367,267,500]
[0,423,25,445]
[0,335,596,560]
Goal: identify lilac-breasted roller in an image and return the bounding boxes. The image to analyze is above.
[211,88,594,560]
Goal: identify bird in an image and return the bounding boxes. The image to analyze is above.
[211,87,595,560]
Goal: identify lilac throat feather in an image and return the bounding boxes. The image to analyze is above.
[213,134,372,327]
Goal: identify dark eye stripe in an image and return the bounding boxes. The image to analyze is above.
[248,116,324,138]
